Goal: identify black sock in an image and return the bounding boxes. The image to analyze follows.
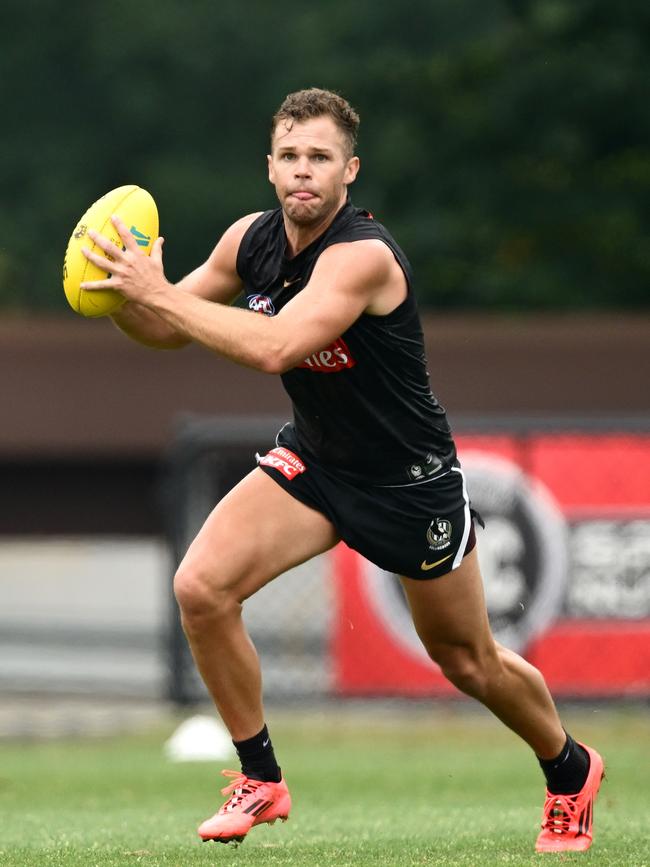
[537,733,590,795]
[233,724,281,783]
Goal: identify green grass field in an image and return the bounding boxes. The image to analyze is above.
[0,705,647,867]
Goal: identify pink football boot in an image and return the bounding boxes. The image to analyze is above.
[198,769,291,844]
[536,743,605,852]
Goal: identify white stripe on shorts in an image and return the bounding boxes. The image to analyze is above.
[451,465,471,570]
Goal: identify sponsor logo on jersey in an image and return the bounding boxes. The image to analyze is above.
[258,447,306,480]
[247,294,276,316]
[420,552,453,572]
[297,337,356,373]
[426,518,452,551]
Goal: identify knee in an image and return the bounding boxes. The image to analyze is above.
[427,642,501,699]
[173,558,238,625]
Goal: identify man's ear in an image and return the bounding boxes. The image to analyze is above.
[344,156,360,185]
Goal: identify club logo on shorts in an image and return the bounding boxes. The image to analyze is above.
[247,294,276,316]
[426,518,452,551]
[258,447,306,480]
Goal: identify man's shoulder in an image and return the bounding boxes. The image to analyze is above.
[231,210,273,236]
[317,237,396,271]
[236,208,284,246]
[318,206,413,298]
[217,212,264,248]
[323,208,408,268]
[327,206,397,247]
[235,209,284,282]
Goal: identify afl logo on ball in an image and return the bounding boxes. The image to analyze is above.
[247,294,275,316]
[427,518,452,551]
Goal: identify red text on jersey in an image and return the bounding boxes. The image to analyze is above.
[297,337,356,373]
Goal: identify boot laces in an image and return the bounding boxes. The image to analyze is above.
[542,792,578,835]
[218,769,264,813]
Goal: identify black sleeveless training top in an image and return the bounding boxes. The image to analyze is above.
[236,198,456,485]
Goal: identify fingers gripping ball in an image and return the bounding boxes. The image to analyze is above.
[63,185,159,317]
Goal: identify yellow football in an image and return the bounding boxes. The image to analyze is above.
[63,185,159,317]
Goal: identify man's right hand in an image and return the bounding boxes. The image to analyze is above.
[109,213,260,349]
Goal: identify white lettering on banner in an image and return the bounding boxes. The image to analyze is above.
[259,447,306,481]
[567,520,650,618]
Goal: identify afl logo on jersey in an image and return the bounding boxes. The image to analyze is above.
[247,294,275,316]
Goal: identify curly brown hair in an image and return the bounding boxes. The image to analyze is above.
[271,88,360,158]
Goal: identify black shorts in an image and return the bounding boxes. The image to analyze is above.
[256,425,477,580]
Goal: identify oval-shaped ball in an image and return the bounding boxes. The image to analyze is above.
[63,185,159,317]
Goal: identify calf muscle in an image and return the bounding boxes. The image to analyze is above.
[401,549,566,758]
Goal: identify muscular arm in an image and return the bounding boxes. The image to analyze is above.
[83,221,406,372]
[109,213,261,349]
[152,240,406,372]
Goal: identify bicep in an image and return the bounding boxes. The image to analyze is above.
[176,213,262,305]
[272,242,393,366]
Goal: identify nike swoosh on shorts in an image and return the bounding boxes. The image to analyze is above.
[420,552,453,572]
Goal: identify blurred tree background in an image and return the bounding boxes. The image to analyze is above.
[1,0,648,312]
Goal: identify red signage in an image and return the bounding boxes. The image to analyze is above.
[331,433,650,697]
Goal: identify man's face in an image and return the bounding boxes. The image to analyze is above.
[268,115,359,227]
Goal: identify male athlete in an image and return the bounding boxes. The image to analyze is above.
[81,88,603,853]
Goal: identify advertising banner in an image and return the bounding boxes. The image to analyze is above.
[332,433,650,697]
